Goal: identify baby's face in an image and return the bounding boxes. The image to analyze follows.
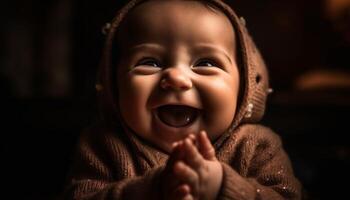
[117,0,239,152]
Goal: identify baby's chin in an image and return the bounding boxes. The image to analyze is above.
[150,131,199,154]
[157,141,175,154]
[151,134,188,154]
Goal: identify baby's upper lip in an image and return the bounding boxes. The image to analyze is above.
[150,94,202,110]
[152,101,202,110]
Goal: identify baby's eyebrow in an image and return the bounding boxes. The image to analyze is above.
[129,43,165,52]
[193,43,233,64]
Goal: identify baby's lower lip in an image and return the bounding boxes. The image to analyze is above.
[155,105,200,128]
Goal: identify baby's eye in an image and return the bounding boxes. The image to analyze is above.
[136,58,161,68]
[194,59,217,67]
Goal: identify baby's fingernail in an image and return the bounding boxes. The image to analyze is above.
[172,142,178,148]
[199,130,205,137]
[189,134,196,142]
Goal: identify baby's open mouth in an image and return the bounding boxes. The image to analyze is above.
[156,105,200,127]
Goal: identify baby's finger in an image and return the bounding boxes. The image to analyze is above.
[172,141,179,149]
[165,145,184,180]
[173,161,199,195]
[182,194,194,200]
[187,134,196,145]
[183,138,204,169]
[172,140,183,152]
[198,130,217,161]
[169,141,184,164]
[173,184,191,198]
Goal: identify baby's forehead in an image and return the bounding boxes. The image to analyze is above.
[117,0,236,54]
[127,1,230,29]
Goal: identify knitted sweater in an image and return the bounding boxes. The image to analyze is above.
[63,123,301,200]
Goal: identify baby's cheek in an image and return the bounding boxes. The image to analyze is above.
[129,76,151,93]
[206,79,235,103]
[122,76,157,105]
[196,76,238,139]
[118,75,156,128]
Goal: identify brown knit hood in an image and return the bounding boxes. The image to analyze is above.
[96,0,270,148]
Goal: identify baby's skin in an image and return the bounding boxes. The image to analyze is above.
[161,131,223,200]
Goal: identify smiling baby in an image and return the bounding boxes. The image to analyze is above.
[63,1,302,200]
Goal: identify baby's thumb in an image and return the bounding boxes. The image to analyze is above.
[198,130,216,161]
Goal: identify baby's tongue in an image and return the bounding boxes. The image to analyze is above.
[157,105,198,127]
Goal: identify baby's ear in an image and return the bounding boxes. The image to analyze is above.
[198,131,216,161]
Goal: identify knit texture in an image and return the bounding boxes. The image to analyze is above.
[63,123,301,199]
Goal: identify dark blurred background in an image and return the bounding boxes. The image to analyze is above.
[1,0,350,199]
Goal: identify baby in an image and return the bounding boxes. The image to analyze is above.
[63,0,302,199]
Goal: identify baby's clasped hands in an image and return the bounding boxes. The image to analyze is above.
[161,131,223,200]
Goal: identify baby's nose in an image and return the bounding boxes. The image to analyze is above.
[160,68,192,91]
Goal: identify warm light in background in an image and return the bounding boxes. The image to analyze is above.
[324,0,350,20]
